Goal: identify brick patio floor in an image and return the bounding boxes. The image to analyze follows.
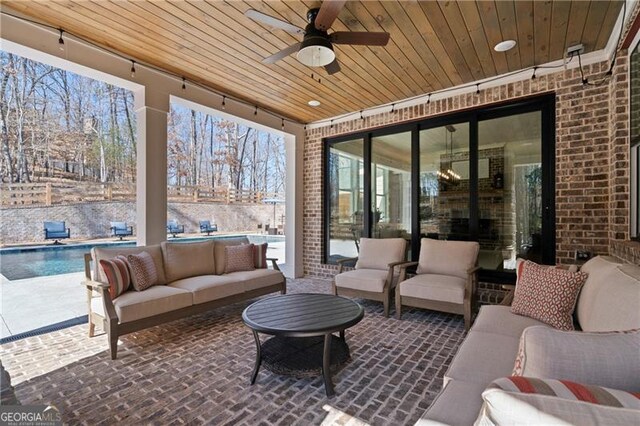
[1,277,466,425]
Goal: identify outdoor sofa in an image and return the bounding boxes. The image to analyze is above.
[419,256,640,425]
[83,237,285,359]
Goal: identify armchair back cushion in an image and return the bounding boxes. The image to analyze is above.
[92,245,167,285]
[214,237,250,275]
[355,238,406,271]
[110,221,127,230]
[417,238,479,280]
[44,221,65,232]
[161,240,215,282]
[577,256,640,332]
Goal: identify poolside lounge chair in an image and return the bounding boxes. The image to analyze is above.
[44,221,70,244]
[110,221,133,241]
[199,220,218,236]
[167,220,185,237]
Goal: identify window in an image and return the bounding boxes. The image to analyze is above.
[630,43,640,239]
[324,96,556,281]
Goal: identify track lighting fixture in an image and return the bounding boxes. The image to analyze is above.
[130,60,136,78]
[222,96,226,110]
[531,67,537,80]
[58,29,64,51]
[181,77,186,91]
[254,106,258,116]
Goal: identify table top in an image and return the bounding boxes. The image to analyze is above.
[242,293,364,337]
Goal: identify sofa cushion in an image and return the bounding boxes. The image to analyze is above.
[512,326,640,392]
[224,269,284,292]
[577,256,640,332]
[92,244,167,285]
[478,377,640,426]
[224,244,256,273]
[127,252,159,291]
[445,331,521,386]
[417,380,486,426]
[511,260,587,330]
[399,274,466,304]
[214,237,250,275]
[99,255,131,298]
[471,305,548,338]
[335,269,390,293]
[355,237,406,271]
[161,240,215,282]
[417,238,479,280]
[112,286,192,323]
[168,275,244,304]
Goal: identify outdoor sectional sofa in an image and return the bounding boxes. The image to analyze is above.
[419,255,640,425]
[83,237,285,359]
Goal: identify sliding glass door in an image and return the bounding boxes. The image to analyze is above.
[324,95,555,279]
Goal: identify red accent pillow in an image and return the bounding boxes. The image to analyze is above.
[511,260,588,330]
[225,244,256,273]
[99,255,130,298]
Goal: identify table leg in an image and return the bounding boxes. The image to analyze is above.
[322,333,335,397]
[250,330,262,385]
[339,330,345,341]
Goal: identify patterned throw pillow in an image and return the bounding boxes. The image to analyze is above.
[253,243,268,269]
[225,244,255,273]
[99,255,130,299]
[486,376,640,409]
[127,251,159,291]
[511,260,588,330]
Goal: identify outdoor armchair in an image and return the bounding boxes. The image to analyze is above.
[395,238,480,330]
[199,220,218,236]
[167,220,185,237]
[110,221,133,240]
[43,221,70,244]
[332,237,407,317]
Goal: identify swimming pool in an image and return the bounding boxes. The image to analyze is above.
[0,234,284,281]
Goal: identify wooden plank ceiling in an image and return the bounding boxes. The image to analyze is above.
[2,1,622,123]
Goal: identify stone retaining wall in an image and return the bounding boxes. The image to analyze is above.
[0,202,284,245]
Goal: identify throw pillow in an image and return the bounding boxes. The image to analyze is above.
[253,243,268,269]
[127,251,159,291]
[99,255,130,298]
[225,244,255,273]
[511,260,587,330]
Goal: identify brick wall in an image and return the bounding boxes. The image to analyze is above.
[303,58,630,277]
[0,202,284,244]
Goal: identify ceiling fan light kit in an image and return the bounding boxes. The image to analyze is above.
[298,36,335,67]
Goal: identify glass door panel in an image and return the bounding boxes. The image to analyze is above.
[419,123,470,241]
[478,111,542,271]
[327,139,364,261]
[371,132,412,248]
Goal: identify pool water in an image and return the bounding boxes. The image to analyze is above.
[0,235,283,281]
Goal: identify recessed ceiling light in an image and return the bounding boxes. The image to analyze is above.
[494,40,516,52]
[308,100,321,107]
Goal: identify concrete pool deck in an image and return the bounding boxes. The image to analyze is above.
[1,241,287,338]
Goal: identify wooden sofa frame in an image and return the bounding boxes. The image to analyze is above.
[395,262,480,330]
[83,253,286,360]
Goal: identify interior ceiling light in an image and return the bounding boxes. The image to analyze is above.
[494,40,516,52]
[308,100,321,107]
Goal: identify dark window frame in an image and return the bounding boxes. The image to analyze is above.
[322,94,556,282]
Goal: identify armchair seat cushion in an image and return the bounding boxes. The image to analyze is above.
[168,275,243,304]
[334,269,392,293]
[399,274,466,304]
[111,286,192,323]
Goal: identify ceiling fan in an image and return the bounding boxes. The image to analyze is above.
[245,1,390,75]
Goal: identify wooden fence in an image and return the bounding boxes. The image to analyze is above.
[0,182,283,207]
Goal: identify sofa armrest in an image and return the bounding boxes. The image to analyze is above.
[266,257,280,271]
[336,257,358,274]
[500,284,515,306]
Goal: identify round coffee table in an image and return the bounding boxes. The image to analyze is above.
[242,293,364,397]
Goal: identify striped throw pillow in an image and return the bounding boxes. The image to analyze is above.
[253,243,268,269]
[225,244,255,273]
[127,251,159,291]
[99,255,131,299]
[487,376,640,409]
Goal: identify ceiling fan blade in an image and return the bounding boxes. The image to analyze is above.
[324,59,341,75]
[263,42,302,64]
[245,9,304,35]
[330,32,390,46]
[315,0,347,31]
